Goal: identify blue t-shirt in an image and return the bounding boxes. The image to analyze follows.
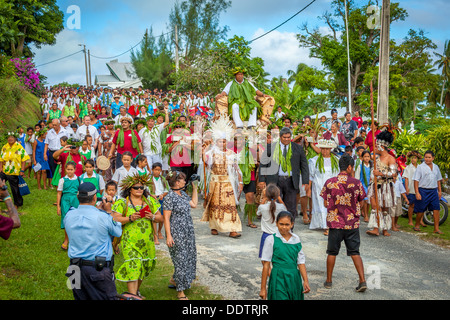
[340,120,358,140]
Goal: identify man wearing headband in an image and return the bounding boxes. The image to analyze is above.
[64,182,122,300]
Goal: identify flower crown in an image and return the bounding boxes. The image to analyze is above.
[119,172,152,190]
[4,131,20,139]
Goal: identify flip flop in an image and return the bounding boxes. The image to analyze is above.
[168,284,177,289]
[246,224,257,228]
[356,281,367,292]
[178,295,188,300]
[61,243,68,250]
[413,227,421,232]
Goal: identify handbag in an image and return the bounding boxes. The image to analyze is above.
[18,175,31,196]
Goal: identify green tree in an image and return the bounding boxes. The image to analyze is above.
[131,28,174,90]
[169,0,231,63]
[434,39,450,114]
[297,0,408,113]
[1,0,64,58]
[172,35,269,94]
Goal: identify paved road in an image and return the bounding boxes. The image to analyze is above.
[158,197,450,300]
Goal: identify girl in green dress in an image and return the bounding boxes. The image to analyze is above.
[111,173,164,299]
[260,211,310,300]
[79,159,105,199]
[56,162,80,250]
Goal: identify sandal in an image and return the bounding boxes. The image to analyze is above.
[323,281,332,289]
[211,229,218,235]
[61,243,68,250]
[356,281,367,293]
[246,224,257,228]
[178,295,188,300]
[413,227,421,232]
[229,232,241,238]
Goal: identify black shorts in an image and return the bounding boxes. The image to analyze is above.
[326,228,361,256]
[243,180,256,194]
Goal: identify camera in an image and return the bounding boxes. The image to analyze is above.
[187,174,200,185]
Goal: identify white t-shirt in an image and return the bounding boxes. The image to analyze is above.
[112,166,139,196]
[256,202,287,235]
[139,123,165,156]
[402,163,417,194]
[222,79,258,95]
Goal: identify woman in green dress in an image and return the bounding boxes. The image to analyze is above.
[259,211,310,300]
[111,172,164,299]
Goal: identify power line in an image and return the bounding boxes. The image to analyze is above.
[35,50,83,67]
[89,30,173,60]
[248,0,317,43]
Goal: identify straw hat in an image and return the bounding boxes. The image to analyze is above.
[96,155,111,170]
[316,139,336,149]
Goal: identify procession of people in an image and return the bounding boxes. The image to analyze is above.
[0,68,446,301]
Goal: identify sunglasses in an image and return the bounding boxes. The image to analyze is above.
[131,186,145,190]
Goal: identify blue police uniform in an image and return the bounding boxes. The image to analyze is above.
[64,185,123,300]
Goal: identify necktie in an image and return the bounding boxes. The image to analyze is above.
[86,125,90,136]
[283,144,287,158]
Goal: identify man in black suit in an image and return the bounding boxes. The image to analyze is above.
[258,127,309,218]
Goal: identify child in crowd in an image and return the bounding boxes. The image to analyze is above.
[56,161,80,251]
[256,184,287,261]
[79,159,105,200]
[51,136,68,188]
[111,151,138,197]
[391,172,409,232]
[259,211,310,300]
[403,151,423,226]
[412,150,444,234]
[355,150,372,222]
[24,127,35,178]
[136,154,150,176]
[149,162,169,244]
[79,137,95,160]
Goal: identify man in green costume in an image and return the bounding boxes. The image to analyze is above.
[217,67,268,128]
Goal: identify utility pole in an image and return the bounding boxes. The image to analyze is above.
[175,24,179,73]
[88,49,92,87]
[377,0,390,125]
[79,44,89,87]
[344,0,352,114]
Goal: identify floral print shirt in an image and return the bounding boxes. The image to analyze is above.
[0,142,30,176]
[320,172,366,230]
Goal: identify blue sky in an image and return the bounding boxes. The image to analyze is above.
[32,0,450,87]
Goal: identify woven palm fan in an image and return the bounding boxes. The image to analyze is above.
[96,156,110,170]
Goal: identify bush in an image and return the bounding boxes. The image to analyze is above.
[425,125,450,179]
[10,57,42,96]
[391,129,429,156]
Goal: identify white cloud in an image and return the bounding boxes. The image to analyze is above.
[249,28,322,80]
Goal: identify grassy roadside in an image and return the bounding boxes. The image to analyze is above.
[0,174,222,300]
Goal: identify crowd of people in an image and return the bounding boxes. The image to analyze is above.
[0,68,445,301]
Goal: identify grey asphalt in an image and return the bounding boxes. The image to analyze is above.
[158,196,450,300]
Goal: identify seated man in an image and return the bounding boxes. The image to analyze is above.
[217,67,268,129]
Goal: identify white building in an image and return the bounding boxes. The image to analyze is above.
[95,59,142,88]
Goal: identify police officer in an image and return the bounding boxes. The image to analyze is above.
[64,182,122,300]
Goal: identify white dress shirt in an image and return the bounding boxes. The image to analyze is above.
[413,162,443,189]
[45,127,68,151]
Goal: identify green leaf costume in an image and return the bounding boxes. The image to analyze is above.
[228,79,261,121]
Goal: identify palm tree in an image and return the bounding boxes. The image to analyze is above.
[434,40,450,113]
